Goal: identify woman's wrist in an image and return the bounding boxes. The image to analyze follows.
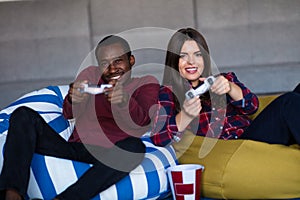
[228,82,243,101]
[228,81,232,93]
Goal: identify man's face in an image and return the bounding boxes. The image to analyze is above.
[97,43,134,84]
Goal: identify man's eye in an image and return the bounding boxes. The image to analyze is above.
[114,59,123,65]
[100,62,109,68]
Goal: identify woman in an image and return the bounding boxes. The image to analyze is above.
[150,27,300,147]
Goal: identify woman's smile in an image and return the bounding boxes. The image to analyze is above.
[179,40,204,86]
[185,66,198,74]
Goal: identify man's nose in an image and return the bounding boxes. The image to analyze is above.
[107,63,117,72]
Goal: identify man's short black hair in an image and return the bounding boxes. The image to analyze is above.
[95,35,132,63]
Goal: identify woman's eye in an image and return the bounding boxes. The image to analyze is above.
[195,52,202,57]
[180,54,187,59]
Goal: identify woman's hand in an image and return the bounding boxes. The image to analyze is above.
[182,96,202,117]
[176,96,202,132]
[210,76,231,95]
[210,75,243,101]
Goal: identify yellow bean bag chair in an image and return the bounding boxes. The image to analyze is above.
[173,95,300,199]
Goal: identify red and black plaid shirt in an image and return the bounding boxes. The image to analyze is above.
[150,72,259,146]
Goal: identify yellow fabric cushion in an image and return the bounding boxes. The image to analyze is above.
[173,132,300,199]
[173,95,300,199]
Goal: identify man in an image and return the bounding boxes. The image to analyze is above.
[0,35,159,200]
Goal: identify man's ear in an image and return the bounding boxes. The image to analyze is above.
[129,55,135,66]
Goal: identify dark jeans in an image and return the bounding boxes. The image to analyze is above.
[0,106,145,200]
[241,83,300,145]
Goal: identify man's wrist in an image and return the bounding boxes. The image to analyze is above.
[118,94,129,107]
[67,95,73,104]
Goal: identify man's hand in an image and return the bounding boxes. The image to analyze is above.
[105,83,129,106]
[68,80,89,104]
[105,80,129,106]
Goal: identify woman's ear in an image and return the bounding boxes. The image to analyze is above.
[129,55,135,66]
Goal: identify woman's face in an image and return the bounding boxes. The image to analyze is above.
[178,40,204,87]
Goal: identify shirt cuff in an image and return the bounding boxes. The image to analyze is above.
[172,130,184,142]
[230,97,246,108]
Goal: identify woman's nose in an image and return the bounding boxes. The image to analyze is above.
[187,55,195,64]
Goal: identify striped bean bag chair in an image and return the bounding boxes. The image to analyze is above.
[0,85,177,200]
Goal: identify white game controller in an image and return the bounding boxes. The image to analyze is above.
[185,76,216,99]
[80,83,112,95]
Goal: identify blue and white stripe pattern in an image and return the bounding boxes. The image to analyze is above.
[0,85,177,200]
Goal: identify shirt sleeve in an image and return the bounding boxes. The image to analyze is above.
[62,66,101,120]
[225,72,259,115]
[62,95,74,119]
[150,86,183,147]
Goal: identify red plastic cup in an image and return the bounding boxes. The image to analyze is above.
[166,164,205,200]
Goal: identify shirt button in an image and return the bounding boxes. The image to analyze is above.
[220,126,223,130]
[173,135,181,142]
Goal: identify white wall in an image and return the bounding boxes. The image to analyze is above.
[0,0,299,109]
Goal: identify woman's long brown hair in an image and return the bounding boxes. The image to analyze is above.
[162,28,212,112]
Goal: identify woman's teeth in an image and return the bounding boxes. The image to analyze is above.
[186,67,197,73]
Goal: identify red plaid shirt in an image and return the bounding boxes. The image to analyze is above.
[150,72,259,146]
